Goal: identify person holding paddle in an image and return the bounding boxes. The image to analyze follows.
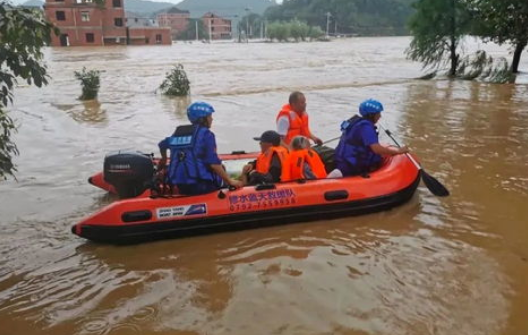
[334,99,408,177]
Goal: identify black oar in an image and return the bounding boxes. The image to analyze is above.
[315,135,341,147]
[379,124,450,197]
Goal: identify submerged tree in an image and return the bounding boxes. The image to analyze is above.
[266,20,323,42]
[406,0,472,77]
[456,50,516,83]
[159,64,190,97]
[74,67,101,100]
[467,0,528,73]
[289,19,311,42]
[0,2,57,179]
[267,21,290,42]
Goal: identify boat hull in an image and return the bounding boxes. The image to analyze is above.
[73,154,421,244]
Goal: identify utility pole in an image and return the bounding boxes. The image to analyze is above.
[245,7,250,43]
[238,18,241,43]
[195,20,198,41]
[325,12,331,37]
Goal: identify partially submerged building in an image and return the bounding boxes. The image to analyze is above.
[157,8,190,40]
[202,13,232,40]
[44,0,171,46]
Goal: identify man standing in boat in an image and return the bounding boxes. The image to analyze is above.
[276,91,323,146]
[158,102,243,195]
[241,130,291,185]
[334,99,408,177]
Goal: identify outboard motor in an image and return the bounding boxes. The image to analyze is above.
[103,151,154,198]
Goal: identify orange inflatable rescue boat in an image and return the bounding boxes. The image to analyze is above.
[72,150,420,243]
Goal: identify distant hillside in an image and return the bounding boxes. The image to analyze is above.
[177,0,275,18]
[124,0,174,16]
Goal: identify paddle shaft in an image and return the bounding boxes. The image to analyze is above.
[322,135,341,145]
[378,125,422,171]
[379,123,450,197]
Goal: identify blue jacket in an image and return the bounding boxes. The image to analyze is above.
[159,125,222,186]
[335,116,382,176]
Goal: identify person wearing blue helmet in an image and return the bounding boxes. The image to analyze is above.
[158,101,243,195]
[334,99,408,177]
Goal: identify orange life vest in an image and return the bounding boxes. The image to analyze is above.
[255,146,291,182]
[276,104,311,145]
[290,149,327,180]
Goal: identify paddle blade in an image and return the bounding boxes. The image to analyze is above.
[420,170,450,197]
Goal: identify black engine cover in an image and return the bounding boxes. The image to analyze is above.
[103,151,154,198]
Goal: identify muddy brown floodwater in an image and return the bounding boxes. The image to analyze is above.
[0,37,527,335]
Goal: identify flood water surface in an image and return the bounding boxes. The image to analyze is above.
[0,37,527,335]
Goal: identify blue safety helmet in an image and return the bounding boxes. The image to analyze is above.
[187,101,215,124]
[359,99,384,116]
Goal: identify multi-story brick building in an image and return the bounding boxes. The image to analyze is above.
[157,8,190,40]
[202,13,232,40]
[44,0,170,46]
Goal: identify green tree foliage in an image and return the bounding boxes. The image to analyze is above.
[289,19,310,42]
[266,20,321,42]
[0,2,57,179]
[264,0,415,36]
[406,0,472,77]
[74,67,101,100]
[456,50,515,83]
[159,64,190,97]
[308,26,324,39]
[267,21,290,42]
[466,0,528,73]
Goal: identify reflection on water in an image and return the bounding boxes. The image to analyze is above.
[65,100,107,125]
[160,95,191,121]
[1,38,527,335]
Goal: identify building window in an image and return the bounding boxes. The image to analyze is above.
[156,34,162,44]
[112,0,121,8]
[86,33,94,43]
[114,18,123,27]
[81,12,90,22]
[56,11,66,21]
